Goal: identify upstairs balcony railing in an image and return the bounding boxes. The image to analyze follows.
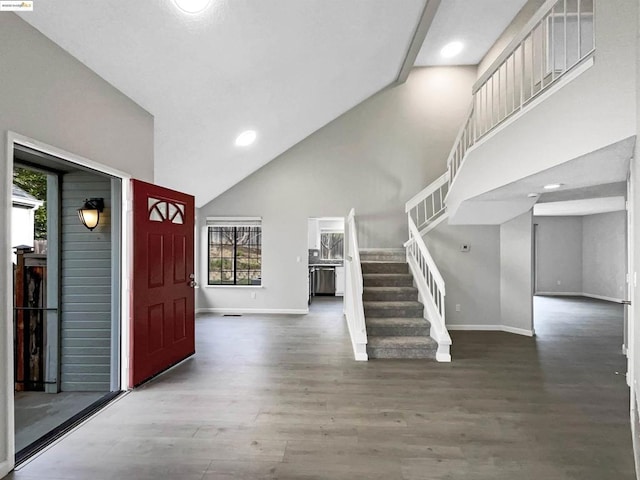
[448,0,595,186]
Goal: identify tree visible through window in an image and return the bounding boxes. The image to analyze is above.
[321,232,344,260]
[208,225,262,285]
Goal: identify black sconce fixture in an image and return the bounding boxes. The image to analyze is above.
[77,198,104,231]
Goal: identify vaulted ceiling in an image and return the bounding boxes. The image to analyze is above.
[18,0,526,207]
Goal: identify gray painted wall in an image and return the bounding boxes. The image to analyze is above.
[424,224,501,327]
[583,211,627,300]
[534,213,627,300]
[198,66,477,312]
[534,217,583,294]
[60,172,112,392]
[0,14,153,470]
[500,211,534,333]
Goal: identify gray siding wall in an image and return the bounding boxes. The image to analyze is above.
[60,172,112,392]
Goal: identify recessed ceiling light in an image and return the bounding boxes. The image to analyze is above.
[543,183,564,190]
[235,130,257,147]
[173,0,211,14]
[440,41,464,59]
[527,193,539,198]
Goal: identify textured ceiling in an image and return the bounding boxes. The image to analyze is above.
[414,0,528,66]
[18,1,526,206]
[19,0,426,206]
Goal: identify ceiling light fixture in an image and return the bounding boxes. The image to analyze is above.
[440,41,464,59]
[235,130,257,147]
[543,183,564,190]
[527,193,539,198]
[173,0,211,14]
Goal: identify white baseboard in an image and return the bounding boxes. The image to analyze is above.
[0,460,12,479]
[448,324,535,337]
[196,307,309,315]
[581,293,624,303]
[535,292,624,303]
[354,352,368,361]
[535,291,582,297]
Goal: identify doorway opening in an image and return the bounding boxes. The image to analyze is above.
[11,143,124,463]
[532,189,629,361]
[307,217,345,312]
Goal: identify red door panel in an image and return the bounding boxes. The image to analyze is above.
[131,180,195,387]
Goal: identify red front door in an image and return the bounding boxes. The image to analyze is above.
[130,180,195,387]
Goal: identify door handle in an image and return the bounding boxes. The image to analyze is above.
[189,280,197,288]
[622,300,632,305]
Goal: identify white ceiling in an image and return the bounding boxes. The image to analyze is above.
[414,0,528,66]
[18,1,526,207]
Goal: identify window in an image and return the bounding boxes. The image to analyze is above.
[320,231,344,260]
[207,219,262,286]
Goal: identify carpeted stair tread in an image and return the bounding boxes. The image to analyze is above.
[368,336,436,348]
[361,262,408,274]
[363,286,418,293]
[363,301,424,308]
[362,274,414,287]
[366,317,429,328]
[363,286,418,301]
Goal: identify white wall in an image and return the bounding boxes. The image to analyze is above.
[0,14,154,476]
[447,0,637,222]
[633,1,640,461]
[423,224,501,328]
[198,66,477,313]
[500,211,534,335]
[583,211,627,301]
[534,216,583,294]
[10,206,37,253]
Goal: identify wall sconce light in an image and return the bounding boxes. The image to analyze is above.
[78,198,104,231]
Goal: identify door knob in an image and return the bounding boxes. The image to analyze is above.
[189,280,197,288]
[189,273,195,279]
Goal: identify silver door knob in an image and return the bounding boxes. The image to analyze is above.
[189,280,197,288]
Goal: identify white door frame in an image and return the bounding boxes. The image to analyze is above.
[627,161,635,403]
[2,132,132,473]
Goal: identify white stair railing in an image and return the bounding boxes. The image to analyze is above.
[405,172,449,236]
[344,208,368,361]
[448,0,596,188]
[404,215,451,362]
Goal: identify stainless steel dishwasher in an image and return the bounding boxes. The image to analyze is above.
[314,267,336,295]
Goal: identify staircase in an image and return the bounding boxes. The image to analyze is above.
[360,249,437,359]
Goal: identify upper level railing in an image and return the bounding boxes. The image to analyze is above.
[405,172,449,235]
[344,208,368,361]
[448,0,595,187]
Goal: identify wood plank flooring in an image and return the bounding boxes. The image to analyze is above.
[8,296,635,479]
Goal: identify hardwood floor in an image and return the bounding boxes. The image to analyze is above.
[9,296,635,479]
